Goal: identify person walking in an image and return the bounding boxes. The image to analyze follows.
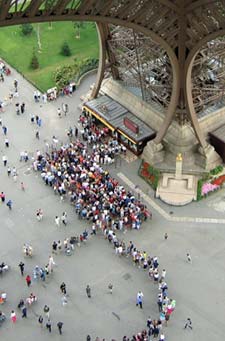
[186,253,192,263]
[87,335,91,341]
[57,321,63,335]
[108,283,113,294]
[184,318,193,330]
[55,216,60,227]
[26,274,31,287]
[6,199,12,210]
[61,212,67,226]
[18,261,25,276]
[136,291,144,309]
[7,167,11,176]
[2,155,7,166]
[164,233,168,240]
[5,138,9,147]
[60,282,67,295]
[21,305,27,318]
[21,182,25,191]
[35,130,40,139]
[10,310,17,323]
[86,285,91,298]
[38,315,43,327]
[46,319,52,333]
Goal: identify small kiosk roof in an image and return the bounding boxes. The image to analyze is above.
[84,95,155,142]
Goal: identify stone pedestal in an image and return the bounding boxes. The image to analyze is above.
[196,144,222,170]
[175,158,182,180]
[142,140,165,164]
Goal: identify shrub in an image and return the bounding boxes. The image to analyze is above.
[60,41,71,56]
[210,165,223,176]
[53,58,99,89]
[21,23,33,36]
[30,52,39,69]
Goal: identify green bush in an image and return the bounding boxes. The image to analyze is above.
[21,24,33,36]
[60,41,71,56]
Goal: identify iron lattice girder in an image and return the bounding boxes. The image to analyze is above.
[192,38,225,115]
[107,25,172,109]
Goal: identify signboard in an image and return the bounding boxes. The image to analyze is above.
[123,117,139,134]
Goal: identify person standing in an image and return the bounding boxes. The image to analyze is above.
[18,261,25,276]
[46,319,52,333]
[57,108,62,118]
[0,192,5,202]
[10,310,17,323]
[57,321,63,335]
[26,274,31,287]
[20,102,25,114]
[136,291,144,309]
[5,138,9,147]
[2,125,7,135]
[186,253,192,263]
[75,126,78,138]
[184,318,193,330]
[86,285,91,298]
[48,255,55,272]
[43,305,50,319]
[14,79,18,92]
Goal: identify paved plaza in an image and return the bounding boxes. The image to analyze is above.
[0,64,225,341]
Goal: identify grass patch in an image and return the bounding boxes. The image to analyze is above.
[0,21,98,91]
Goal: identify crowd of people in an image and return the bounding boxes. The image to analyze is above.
[0,68,176,340]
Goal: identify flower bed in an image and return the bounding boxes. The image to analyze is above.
[197,165,225,200]
[139,161,160,190]
[212,174,225,186]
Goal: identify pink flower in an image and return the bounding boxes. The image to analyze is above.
[201,182,219,196]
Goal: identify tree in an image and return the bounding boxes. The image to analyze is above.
[61,41,71,56]
[21,23,33,36]
[73,22,85,39]
[30,51,39,69]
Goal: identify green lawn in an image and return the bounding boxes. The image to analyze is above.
[0,22,99,91]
